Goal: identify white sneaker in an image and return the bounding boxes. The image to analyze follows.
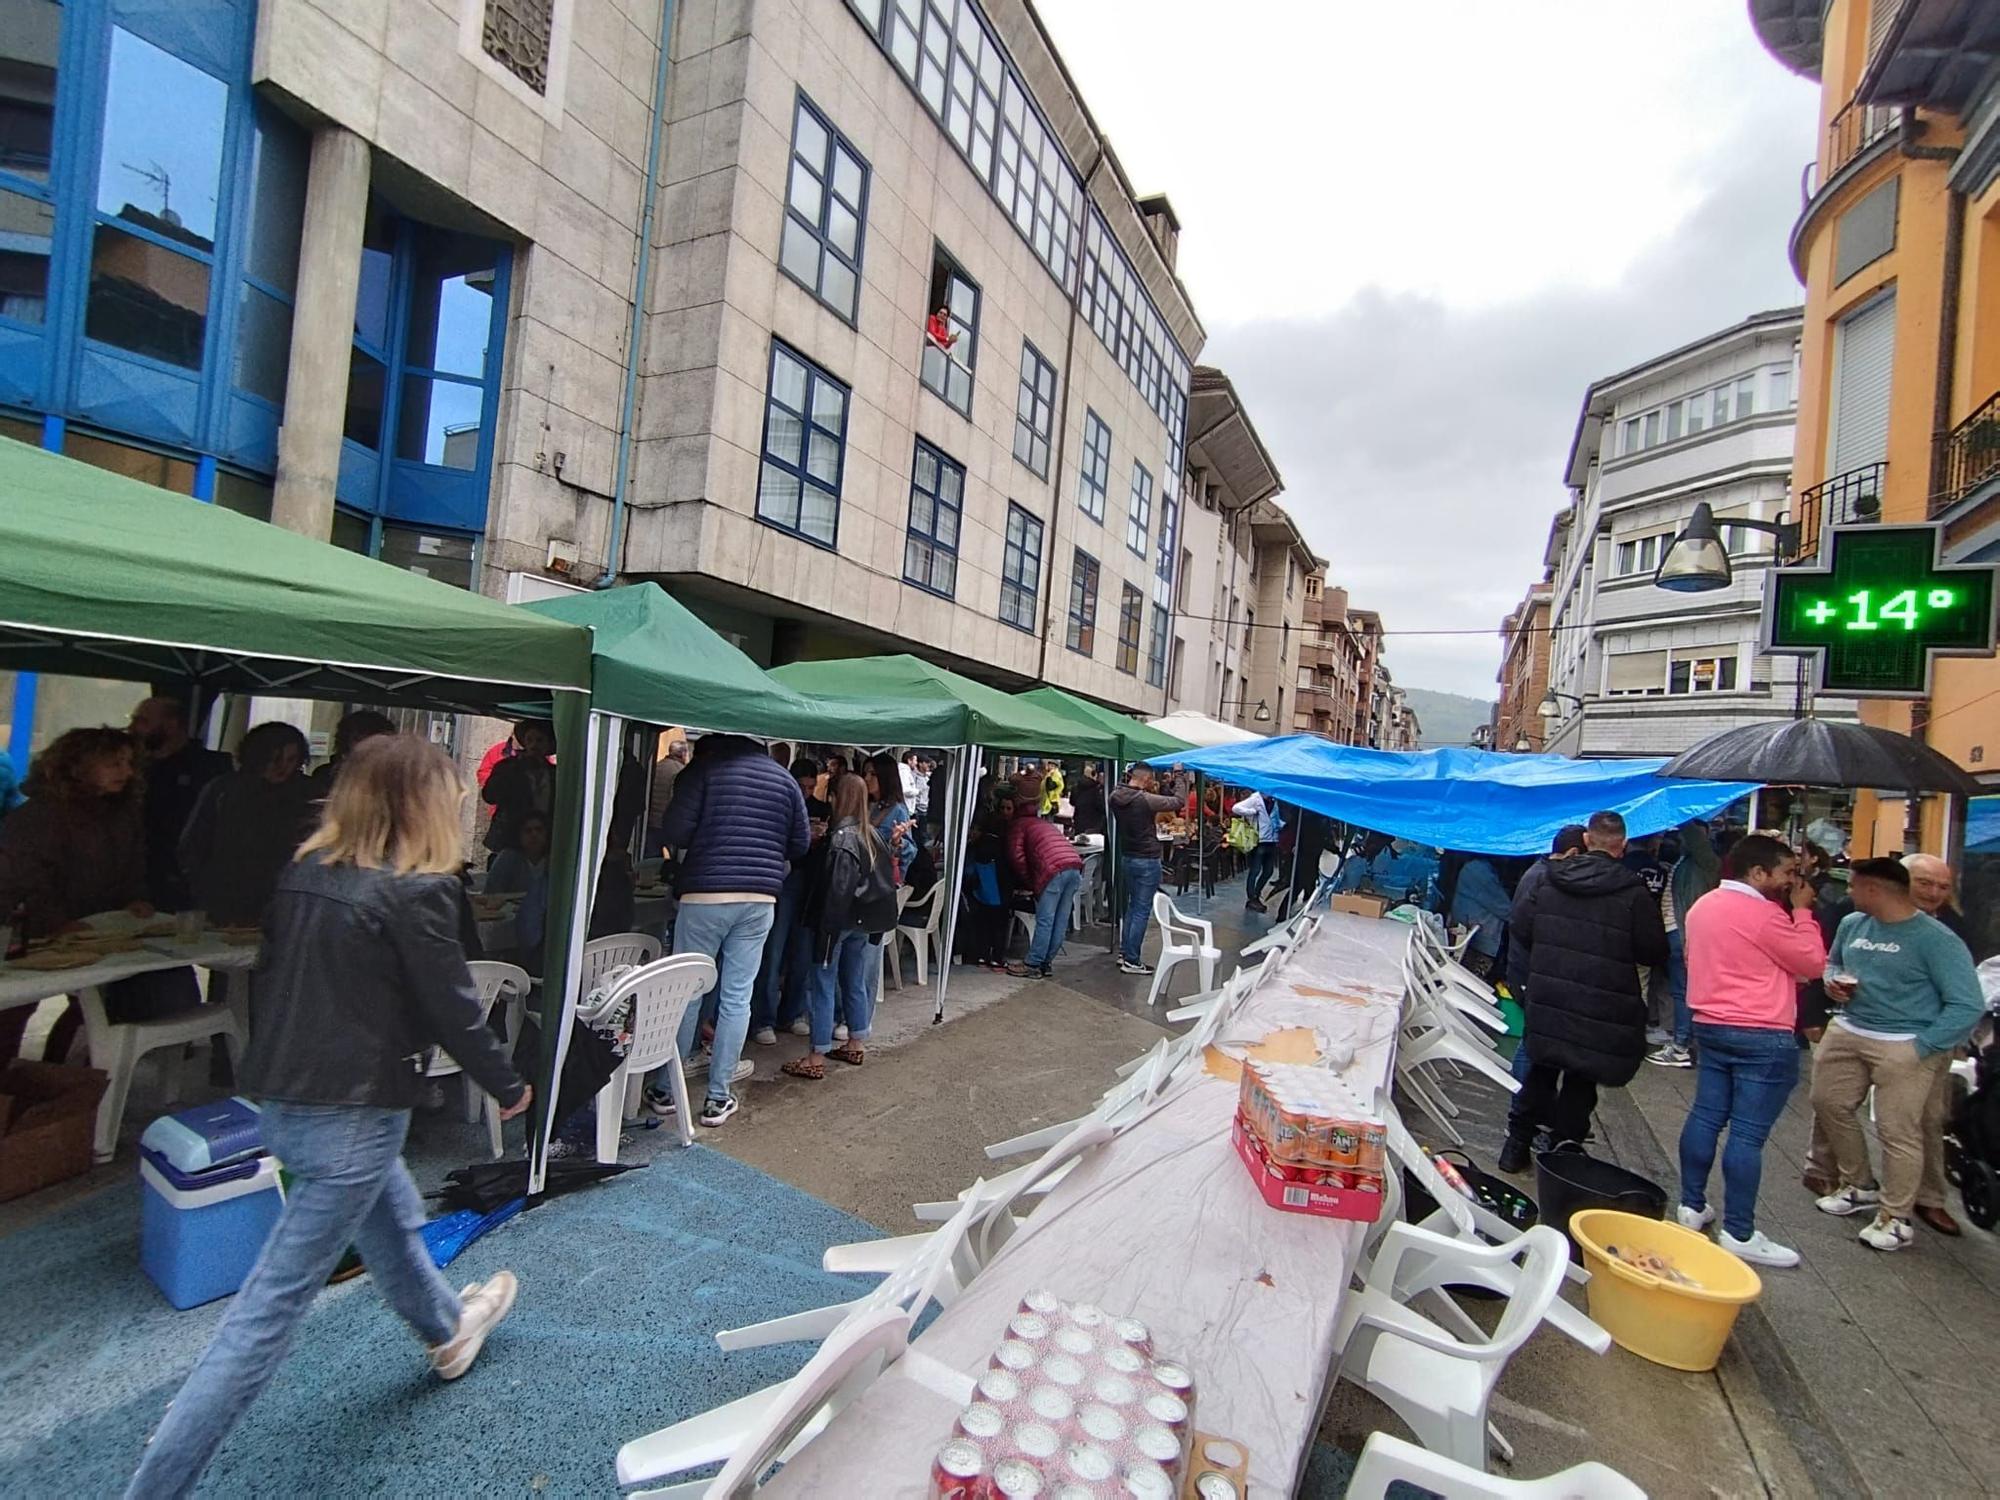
[833,1023,849,1041]
[1816,1185,1881,1217]
[788,1017,810,1037]
[1719,1229,1800,1268]
[1858,1211,1914,1253]
[1677,1203,1716,1232]
[428,1271,518,1380]
[752,1027,778,1046]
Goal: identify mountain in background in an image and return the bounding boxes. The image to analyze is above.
[1398,687,1494,750]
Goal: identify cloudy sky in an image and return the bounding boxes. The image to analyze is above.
[1038,0,1820,701]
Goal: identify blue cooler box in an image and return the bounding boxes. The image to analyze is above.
[140,1152,284,1309]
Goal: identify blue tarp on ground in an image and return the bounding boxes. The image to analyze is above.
[1145,736,1757,855]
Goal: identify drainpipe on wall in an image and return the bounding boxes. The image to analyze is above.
[599,0,678,588]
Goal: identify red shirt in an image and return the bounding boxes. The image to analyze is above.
[1684,884,1826,1030]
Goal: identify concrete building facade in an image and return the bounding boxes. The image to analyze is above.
[1540,308,1860,758]
[1494,578,1553,753]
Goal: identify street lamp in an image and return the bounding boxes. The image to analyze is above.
[1538,689,1585,721]
[1654,501,1802,592]
[1512,733,1533,752]
[1219,697,1273,723]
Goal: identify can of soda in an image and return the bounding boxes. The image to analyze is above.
[1100,1345,1145,1376]
[1131,1425,1182,1466]
[1141,1390,1190,1435]
[1025,1385,1075,1425]
[1066,1302,1108,1330]
[1077,1402,1127,1445]
[1053,1325,1095,1359]
[991,1456,1046,1497]
[1150,1361,1193,1397]
[977,1368,1023,1407]
[1051,1486,1095,1500]
[1111,1317,1153,1354]
[992,1340,1037,1374]
[1091,1372,1138,1408]
[1041,1353,1086,1388]
[1016,1424,1064,1472]
[1194,1470,1242,1499]
[930,1438,984,1499]
[1020,1289,1062,1318]
[1009,1313,1052,1344]
[1121,1460,1177,1499]
[1063,1443,1115,1485]
[955,1402,1006,1443]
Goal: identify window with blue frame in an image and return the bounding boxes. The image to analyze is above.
[904,438,963,598]
[336,200,511,539]
[756,340,848,547]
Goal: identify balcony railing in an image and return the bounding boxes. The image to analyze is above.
[1825,97,1899,183]
[1933,390,2000,516]
[1788,462,1886,563]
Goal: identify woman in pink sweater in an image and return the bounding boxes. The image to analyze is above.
[1675,834,1825,1269]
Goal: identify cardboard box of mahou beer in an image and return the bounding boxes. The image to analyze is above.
[1232,1060,1386,1222]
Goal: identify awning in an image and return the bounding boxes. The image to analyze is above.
[769,655,1121,758]
[1146,735,1757,855]
[1016,686,1189,763]
[1147,710,1265,748]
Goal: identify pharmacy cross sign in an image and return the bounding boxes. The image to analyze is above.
[1763,523,1999,698]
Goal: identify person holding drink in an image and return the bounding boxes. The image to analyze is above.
[1809,858,1985,1253]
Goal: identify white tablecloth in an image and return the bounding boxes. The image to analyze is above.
[0,937,258,1014]
[760,910,1410,1498]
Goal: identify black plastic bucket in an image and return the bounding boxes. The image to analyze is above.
[1534,1142,1667,1260]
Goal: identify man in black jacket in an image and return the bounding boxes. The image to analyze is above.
[1499,810,1668,1171]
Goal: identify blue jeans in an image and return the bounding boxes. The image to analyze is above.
[1027,868,1082,968]
[1120,856,1162,964]
[753,875,810,1032]
[125,1105,459,1499]
[672,900,775,1105]
[1665,928,1692,1048]
[1677,1023,1801,1240]
[809,928,877,1052]
[1245,842,1277,905]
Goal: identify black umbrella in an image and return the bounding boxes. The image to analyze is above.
[1662,719,1984,796]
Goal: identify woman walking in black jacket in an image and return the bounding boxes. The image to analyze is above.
[126,736,532,1499]
[784,774,898,1079]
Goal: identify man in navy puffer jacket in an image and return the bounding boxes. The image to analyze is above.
[648,735,809,1127]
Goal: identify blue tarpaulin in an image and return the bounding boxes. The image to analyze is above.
[1145,737,1757,855]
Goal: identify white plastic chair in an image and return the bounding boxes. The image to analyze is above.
[1145,891,1220,1008]
[616,1306,913,1496]
[1333,1223,1571,1472]
[986,1041,1177,1159]
[471,959,534,1056]
[79,985,243,1161]
[880,887,914,993]
[593,953,717,1162]
[1346,1431,1647,1500]
[424,961,531,1159]
[1074,850,1104,927]
[718,1172,989,1352]
[890,883,945,987]
[583,932,663,989]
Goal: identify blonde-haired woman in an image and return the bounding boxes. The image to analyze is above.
[127,736,531,1500]
[784,773,900,1079]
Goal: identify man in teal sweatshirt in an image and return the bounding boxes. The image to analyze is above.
[1809,857,1985,1252]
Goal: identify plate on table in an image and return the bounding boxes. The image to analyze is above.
[4,946,106,972]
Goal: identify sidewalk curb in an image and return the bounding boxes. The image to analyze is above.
[1596,1084,1872,1499]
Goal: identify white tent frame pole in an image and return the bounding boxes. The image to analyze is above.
[933,742,979,1023]
[1105,759,1122,954]
[1194,770,1204,917]
[528,708,618,1196]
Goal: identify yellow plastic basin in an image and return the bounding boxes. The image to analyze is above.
[1568,1208,1762,1371]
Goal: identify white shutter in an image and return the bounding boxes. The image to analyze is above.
[1606,651,1667,693]
[1827,292,1896,477]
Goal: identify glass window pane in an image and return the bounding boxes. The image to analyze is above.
[819,256,855,319]
[758,462,802,527]
[344,348,386,447]
[915,446,937,491]
[378,525,475,589]
[0,0,62,185]
[939,461,961,504]
[779,216,821,287]
[232,283,291,403]
[396,375,484,468]
[212,470,273,522]
[832,148,863,206]
[765,407,803,465]
[85,222,209,367]
[243,108,308,295]
[354,205,395,350]
[827,199,857,256]
[771,348,808,411]
[936,503,958,548]
[96,28,228,248]
[810,376,845,429]
[0,185,55,324]
[801,485,837,542]
[794,107,829,170]
[788,165,823,225]
[806,429,839,483]
[404,233,498,378]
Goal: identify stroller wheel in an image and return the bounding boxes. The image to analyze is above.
[1964,1160,1999,1232]
[1944,1135,1966,1189]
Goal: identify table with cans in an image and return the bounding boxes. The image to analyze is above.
[760,909,1410,1498]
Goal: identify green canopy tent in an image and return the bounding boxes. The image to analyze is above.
[0,436,599,1190]
[769,655,1123,1019]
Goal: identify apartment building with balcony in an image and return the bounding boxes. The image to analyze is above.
[1494,578,1553,753]
[1541,308,1861,758]
[1294,573,1363,742]
[1750,0,2000,858]
[0,0,1223,761]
